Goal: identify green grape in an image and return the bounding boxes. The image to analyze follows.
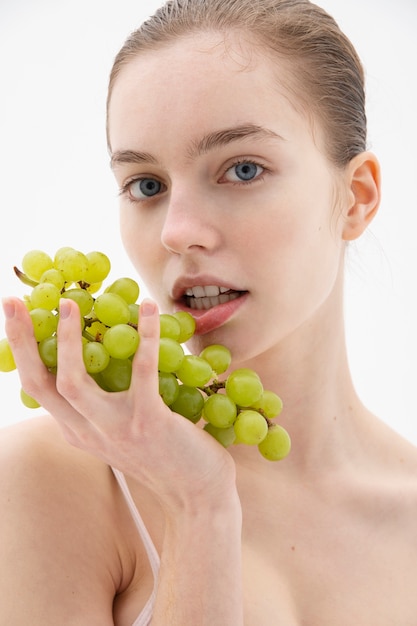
[102,323,139,359]
[61,288,94,317]
[38,336,58,369]
[159,313,181,340]
[93,293,130,326]
[29,308,58,342]
[84,319,108,342]
[128,303,139,325]
[204,422,236,448]
[225,368,263,407]
[5,245,290,463]
[89,372,111,391]
[199,344,231,375]
[54,247,89,283]
[20,388,41,409]
[100,358,132,391]
[158,371,180,405]
[202,393,237,428]
[30,283,61,311]
[21,250,53,282]
[0,338,16,372]
[86,281,102,294]
[175,354,213,387]
[105,277,139,304]
[173,311,196,343]
[158,337,184,373]
[233,409,268,445]
[84,251,111,284]
[39,268,66,290]
[82,341,110,374]
[23,295,33,311]
[258,424,291,461]
[250,390,283,419]
[170,385,204,423]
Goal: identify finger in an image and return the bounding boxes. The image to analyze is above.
[3,297,94,436]
[130,298,160,400]
[3,297,58,401]
[55,298,108,417]
[54,299,139,450]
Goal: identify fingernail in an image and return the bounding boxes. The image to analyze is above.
[2,298,16,319]
[140,299,157,317]
[59,298,71,319]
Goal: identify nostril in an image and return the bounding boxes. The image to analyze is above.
[161,213,219,254]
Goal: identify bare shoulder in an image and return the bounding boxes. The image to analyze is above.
[363,414,417,523]
[0,414,117,514]
[0,415,136,625]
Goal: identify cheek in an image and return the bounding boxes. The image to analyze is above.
[119,209,162,285]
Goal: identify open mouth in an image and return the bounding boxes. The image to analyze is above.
[183,285,247,310]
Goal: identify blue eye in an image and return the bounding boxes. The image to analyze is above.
[129,178,162,199]
[225,162,264,183]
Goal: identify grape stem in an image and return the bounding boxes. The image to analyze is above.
[82,329,98,342]
[201,380,226,396]
[83,316,99,328]
[13,266,38,288]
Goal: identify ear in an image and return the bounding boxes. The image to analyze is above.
[342,151,381,241]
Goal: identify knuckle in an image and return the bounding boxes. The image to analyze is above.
[56,373,82,400]
[20,369,51,400]
[133,353,156,376]
[7,331,32,351]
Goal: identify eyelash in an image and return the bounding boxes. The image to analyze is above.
[118,158,268,202]
[118,177,165,201]
[220,159,268,186]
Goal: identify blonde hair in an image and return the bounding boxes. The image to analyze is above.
[107,0,367,167]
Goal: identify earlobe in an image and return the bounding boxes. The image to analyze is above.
[342,152,381,241]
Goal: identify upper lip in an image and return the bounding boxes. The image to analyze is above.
[171,276,246,301]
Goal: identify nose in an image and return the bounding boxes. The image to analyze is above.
[160,186,221,255]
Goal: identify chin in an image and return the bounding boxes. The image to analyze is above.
[186,327,253,365]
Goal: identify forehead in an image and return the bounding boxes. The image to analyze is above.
[107,32,314,153]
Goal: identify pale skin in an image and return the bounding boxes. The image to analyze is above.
[1,31,417,625]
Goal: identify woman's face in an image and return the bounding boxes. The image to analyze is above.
[108,33,347,363]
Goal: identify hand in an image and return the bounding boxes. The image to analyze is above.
[3,297,238,512]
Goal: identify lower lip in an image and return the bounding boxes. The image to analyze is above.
[176,293,248,335]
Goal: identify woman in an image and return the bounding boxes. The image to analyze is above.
[1,1,416,624]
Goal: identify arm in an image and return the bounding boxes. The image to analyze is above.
[153,492,243,625]
[3,297,245,624]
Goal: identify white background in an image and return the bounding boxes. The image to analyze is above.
[0,1,416,442]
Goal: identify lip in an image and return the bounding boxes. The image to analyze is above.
[171,275,248,335]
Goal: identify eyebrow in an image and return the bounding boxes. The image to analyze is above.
[188,124,284,158]
[110,149,158,168]
[110,123,284,169]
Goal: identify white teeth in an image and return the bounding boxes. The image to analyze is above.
[184,285,232,298]
[183,285,242,310]
[188,292,240,310]
[205,285,222,297]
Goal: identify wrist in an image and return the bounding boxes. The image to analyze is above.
[162,484,242,523]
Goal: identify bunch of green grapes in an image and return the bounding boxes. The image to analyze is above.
[0,247,291,462]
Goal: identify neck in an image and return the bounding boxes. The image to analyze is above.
[230,273,369,476]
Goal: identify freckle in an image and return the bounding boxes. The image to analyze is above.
[333,415,337,421]
[291,546,296,551]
